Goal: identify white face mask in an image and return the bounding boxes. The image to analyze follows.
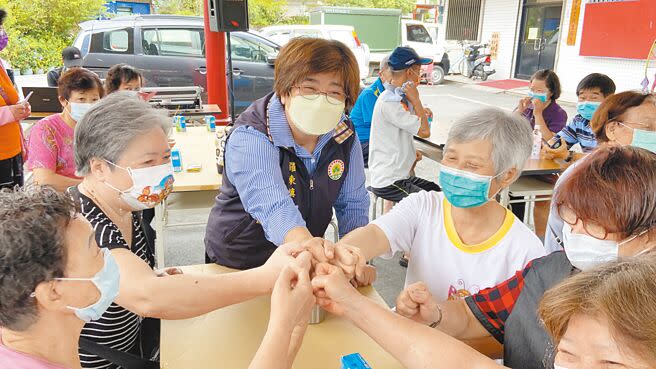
[562,224,644,271]
[287,95,345,136]
[553,365,569,369]
[68,102,95,122]
[103,161,175,210]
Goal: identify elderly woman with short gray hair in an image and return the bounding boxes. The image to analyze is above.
[69,92,310,369]
[333,107,545,306]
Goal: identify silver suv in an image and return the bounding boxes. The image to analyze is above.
[73,15,280,114]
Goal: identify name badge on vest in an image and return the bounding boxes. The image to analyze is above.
[328,159,345,181]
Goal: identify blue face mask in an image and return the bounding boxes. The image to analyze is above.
[620,123,656,153]
[576,101,601,121]
[55,248,120,322]
[529,91,548,103]
[68,102,95,122]
[438,164,502,208]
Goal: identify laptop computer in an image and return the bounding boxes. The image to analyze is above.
[21,87,62,113]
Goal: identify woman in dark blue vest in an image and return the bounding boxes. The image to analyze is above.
[205,37,370,270]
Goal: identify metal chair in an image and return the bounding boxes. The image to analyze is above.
[507,176,555,231]
[367,186,387,221]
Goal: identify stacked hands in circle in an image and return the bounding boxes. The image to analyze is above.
[264,237,377,329]
[268,237,437,329]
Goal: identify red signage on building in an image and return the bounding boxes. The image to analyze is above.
[580,0,656,59]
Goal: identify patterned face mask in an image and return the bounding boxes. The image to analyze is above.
[103,161,175,210]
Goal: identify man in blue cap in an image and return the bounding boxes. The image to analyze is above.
[368,46,439,204]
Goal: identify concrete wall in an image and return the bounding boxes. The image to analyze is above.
[554,0,645,99]
[478,0,521,80]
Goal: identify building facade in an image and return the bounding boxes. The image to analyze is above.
[442,0,655,96]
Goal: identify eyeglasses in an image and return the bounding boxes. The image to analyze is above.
[557,203,610,240]
[615,120,656,132]
[293,86,347,105]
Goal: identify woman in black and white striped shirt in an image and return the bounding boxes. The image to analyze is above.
[71,92,303,369]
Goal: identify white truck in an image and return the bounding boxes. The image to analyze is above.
[309,7,450,84]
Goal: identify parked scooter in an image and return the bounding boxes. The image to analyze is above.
[465,43,495,81]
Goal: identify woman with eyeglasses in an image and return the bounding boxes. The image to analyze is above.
[544,91,656,252]
[388,145,656,368]
[204,37,370,272]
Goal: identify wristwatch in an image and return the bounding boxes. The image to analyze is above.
[429,304,443,328]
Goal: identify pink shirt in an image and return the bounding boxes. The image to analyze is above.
[26,114,79,179]
[0,339,70,369]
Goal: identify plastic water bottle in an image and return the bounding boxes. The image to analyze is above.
[171,147,183,172]
[531,125,542,159]
[204,115,216,132]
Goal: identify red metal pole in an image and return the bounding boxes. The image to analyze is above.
[203,0,230,122]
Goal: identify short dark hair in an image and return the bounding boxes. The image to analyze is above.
[104,63,143,94]
[0,9,7,26]
[576,73,616,97]
[0,186,77,331]
[531,69,561,101]
[274,37,360,109]
[57,67,104,101]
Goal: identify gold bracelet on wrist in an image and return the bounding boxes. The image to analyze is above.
[429,304,443,328]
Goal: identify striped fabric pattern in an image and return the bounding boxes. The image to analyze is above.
[75,191,153,369]
[554,114,597,152]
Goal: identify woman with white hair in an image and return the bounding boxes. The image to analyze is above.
[69,92,305,369]
[334,107,545,303]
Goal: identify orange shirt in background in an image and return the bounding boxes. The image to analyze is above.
[0,67,21,160]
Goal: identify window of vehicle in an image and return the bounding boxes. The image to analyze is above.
[406,24,433,44]
[266,30,291,45]
[329,30,356,48]
[230,34,278,63]
[90,28,134,54]
[142,28,205,58]
[74,32,91,56]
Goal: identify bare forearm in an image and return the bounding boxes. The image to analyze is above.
[129,267,273,319]
[534,113,554,141]
[409,98,430,138]
[284,226,313,245]
[339,224,391,260]
[437,300,491,340]
[33,171,81,192]
[248,324,294,369]
[344,296,503,369]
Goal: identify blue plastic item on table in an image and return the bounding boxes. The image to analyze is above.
[205,115,216,132]
[175,115,186,132]
[171,147,183,172]
[341,353,372,369]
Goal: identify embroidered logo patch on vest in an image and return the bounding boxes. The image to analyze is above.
[328,160,345,181]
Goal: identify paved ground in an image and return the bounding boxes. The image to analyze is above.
[16,74,576,307]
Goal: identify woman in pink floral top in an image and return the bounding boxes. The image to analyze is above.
[27,68,103,191]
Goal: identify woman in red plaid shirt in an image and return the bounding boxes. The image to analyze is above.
[393,145,656,368]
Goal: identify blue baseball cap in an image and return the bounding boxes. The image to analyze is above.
[387,46,433,71]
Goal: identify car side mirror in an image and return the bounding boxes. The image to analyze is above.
[266,53,277,66]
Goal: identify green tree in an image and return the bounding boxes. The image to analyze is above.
[154,0,298,28]
[249,0,288,28]
[153,0,203,16]
[0,0,105,71]
[323,0,416,14]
